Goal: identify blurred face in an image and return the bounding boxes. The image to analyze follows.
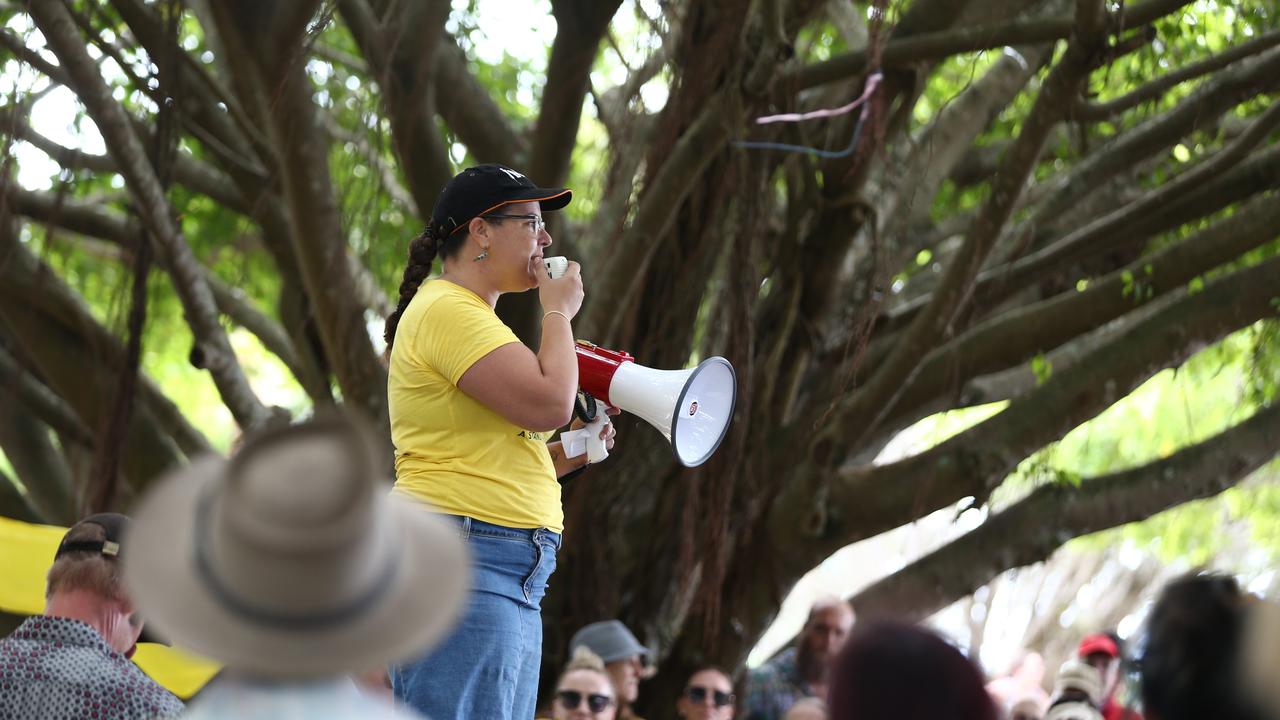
[676,669,734,720]
[554,669,618,720]
[801,604,856,671]
[481,201,552,291]
[1084,652,1120,697]
[606,655,644,704]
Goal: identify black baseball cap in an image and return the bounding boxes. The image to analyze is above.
[430,164,571,238]
[54,512,130,561]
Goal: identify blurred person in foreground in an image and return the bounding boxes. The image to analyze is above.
[743,597,855,720]
[1009,695,1046,720]
[987,652,1050,715]
[1043,660,1103,720]
[1077,632,1142,720]
[826,622,996,720]
[675,667,735,720]
[123,415,469,718]
[0,513,184,718]
[570,620,653,719]
[1138,573,1273,720]
[784,697,828,720]
[552,646,618,720]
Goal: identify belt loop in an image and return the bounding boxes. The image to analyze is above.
[459,516,471,541]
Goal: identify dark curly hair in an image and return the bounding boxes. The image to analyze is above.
[828,622,996,720]
[1139,573,1269,720]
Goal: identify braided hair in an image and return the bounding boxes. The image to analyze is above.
[383,223,467,353]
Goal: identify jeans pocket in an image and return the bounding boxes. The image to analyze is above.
[520,536,558,610]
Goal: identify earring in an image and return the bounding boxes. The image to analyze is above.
[473,249,488,262]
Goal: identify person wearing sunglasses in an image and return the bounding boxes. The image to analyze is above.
[384,164,618,720]
[676,668,736,720]
[553,647,619,720]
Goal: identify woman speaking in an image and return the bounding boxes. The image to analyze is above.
[384,164,615,720]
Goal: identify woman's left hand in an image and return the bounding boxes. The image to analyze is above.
[568,406,620,452]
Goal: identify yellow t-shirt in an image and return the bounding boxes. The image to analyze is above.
[388,279,563,532]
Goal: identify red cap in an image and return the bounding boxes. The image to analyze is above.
[1077,633,1119,658]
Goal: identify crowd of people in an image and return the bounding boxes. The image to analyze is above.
[0,164,1277,720]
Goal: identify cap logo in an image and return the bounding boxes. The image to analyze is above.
[498,167,525,182]
[102,541,121,557]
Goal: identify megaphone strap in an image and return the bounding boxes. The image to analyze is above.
[574,391,599,424]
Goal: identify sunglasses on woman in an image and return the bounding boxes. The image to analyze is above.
[556,690,615,713]
[685,685,734,707]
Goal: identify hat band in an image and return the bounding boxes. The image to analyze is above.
[192,488,398,632]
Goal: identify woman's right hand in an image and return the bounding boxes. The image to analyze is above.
[536,259,584,319]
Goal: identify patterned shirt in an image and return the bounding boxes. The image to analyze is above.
[181,676,426,719]
[742,647,815,720]
[0,615,184,719]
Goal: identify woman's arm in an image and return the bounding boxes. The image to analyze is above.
[548,441,588,478]
[457,263,584,431]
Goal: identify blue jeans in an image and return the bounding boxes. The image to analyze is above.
[392,516,561,720]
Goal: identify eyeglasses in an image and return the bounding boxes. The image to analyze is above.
[684,686,734,707]
[485,213,545,235]
[556,690,615,713]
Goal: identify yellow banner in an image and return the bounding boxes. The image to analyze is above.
[0,516,220,698]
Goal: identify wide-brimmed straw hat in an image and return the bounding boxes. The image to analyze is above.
[123,416,469,679]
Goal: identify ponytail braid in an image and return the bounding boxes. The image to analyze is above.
[384,221,455,351]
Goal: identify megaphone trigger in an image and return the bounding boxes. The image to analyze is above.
[560,394,611,464]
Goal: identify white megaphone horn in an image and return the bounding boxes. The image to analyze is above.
[559,340,737,468]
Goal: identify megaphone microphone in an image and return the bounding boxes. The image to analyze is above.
[545,256,569,278]
[560,340,737,468]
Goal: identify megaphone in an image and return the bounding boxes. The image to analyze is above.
[560,340,737,468]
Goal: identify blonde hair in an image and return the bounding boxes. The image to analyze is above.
[564,645,608,674]
[46,523,124,601]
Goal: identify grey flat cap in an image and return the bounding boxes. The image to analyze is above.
[569,620,651,664]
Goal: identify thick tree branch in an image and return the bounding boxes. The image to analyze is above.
[0,342,94,449]
[108,0,274,181]
[530,0,625,187]
[586,93,739,341]
[216,0,388,427]
[884,53,1280,335]
[879,189,1280,448]
[1026,44,1280,238]
[0,221,206,489]
[786,0,1192,89]
[320,110,416,212]
[338,0,452,218]
[0,398,75,523]
[975,98,1280,307]
[0,27,72,86]
[852,401,1280,621]
[4,187,312,388]
[824,0,1111,453]
[11,115,248,215]
[885,38,1053,246]
[774,251,1280,568]
[1074,28,1280,120]
[29,0,276,430]
[0,467,41,525]
[433,38,527,165]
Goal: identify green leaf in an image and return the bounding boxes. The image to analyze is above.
[1031,352,1053,386]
